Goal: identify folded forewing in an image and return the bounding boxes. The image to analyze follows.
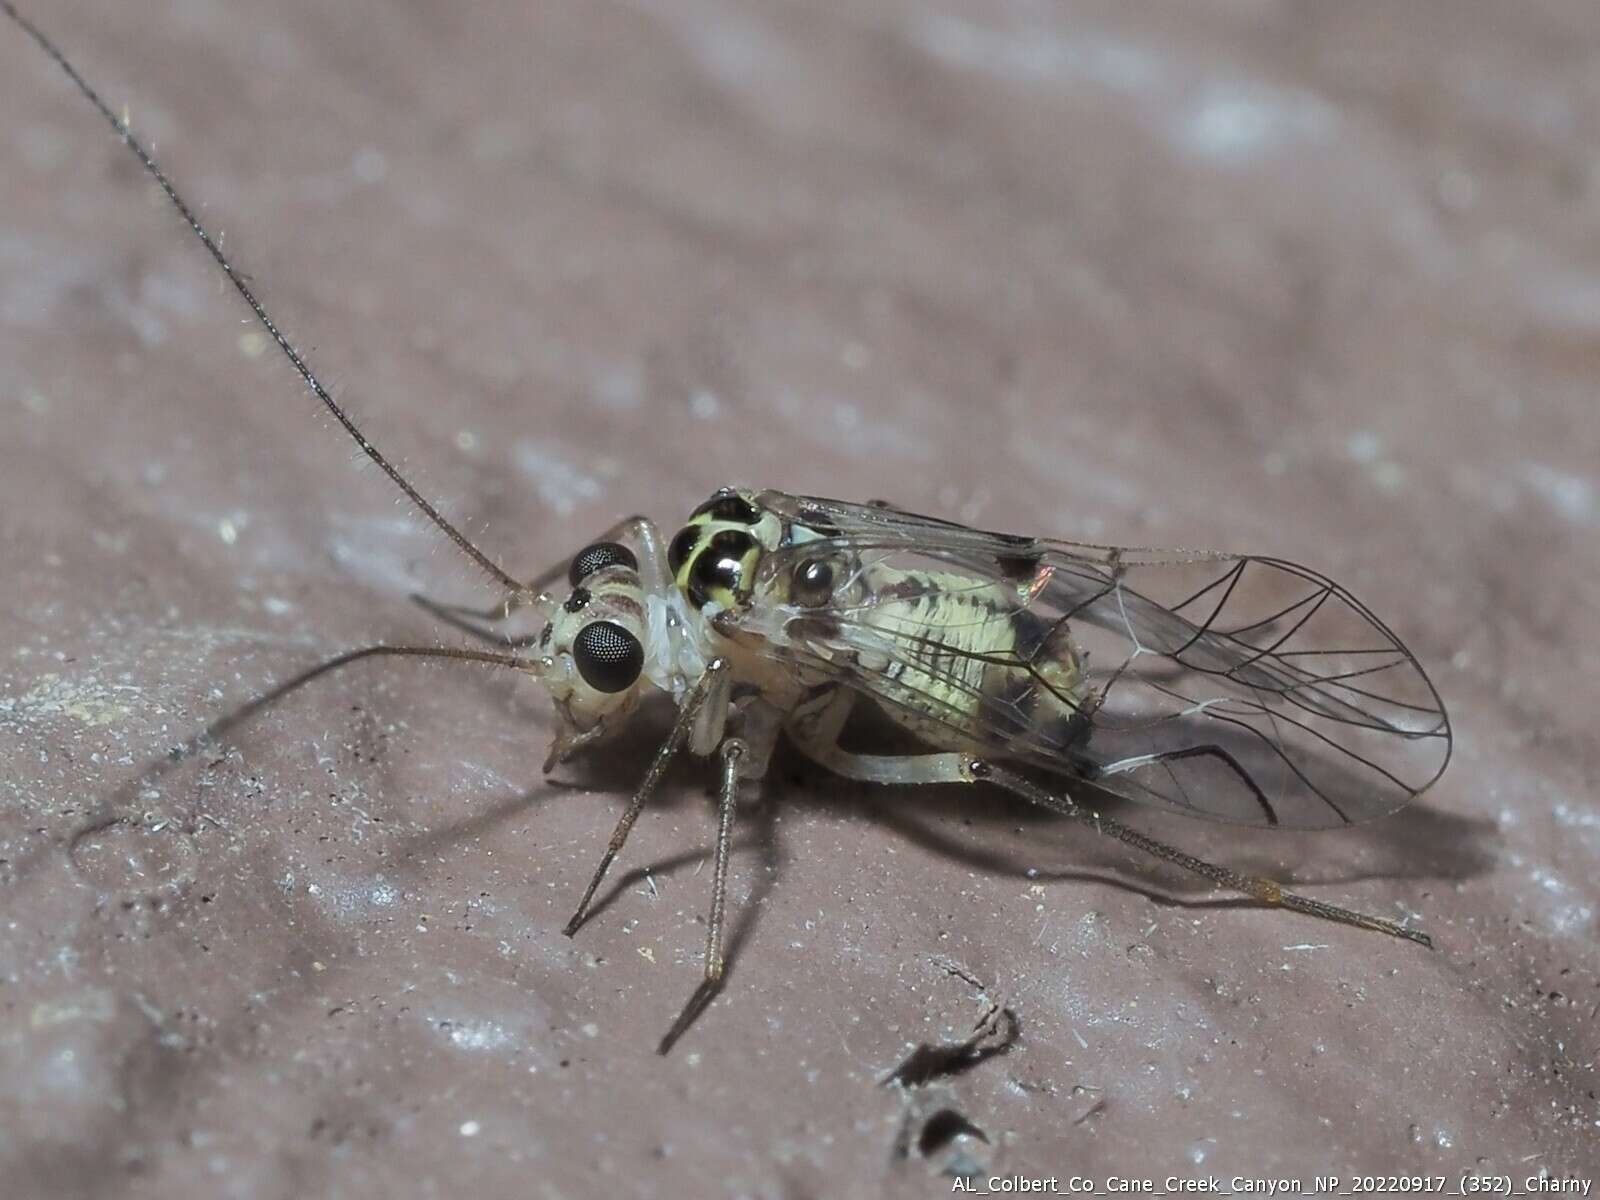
[731,492,1451,829]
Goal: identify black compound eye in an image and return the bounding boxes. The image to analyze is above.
[691,489,758,525]
[572,620,644,693]
[791,557,835,607]
[568,541,638,586]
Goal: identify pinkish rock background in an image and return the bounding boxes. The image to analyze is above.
[1,1,1595,1196]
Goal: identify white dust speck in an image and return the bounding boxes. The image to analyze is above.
[1345,430,1382,463]
[30,989,116,1029]
[1517,265,1600,334]
[1521,463,1594,524]
[1370,461,1406,493]
[262,596,295,617]
[513,441,606,516]
[690,389,721,420]
[459,1120,480,1138]
[237,331,268,358]
[1528,868,1594,935]
[326,513,432,592]
[921,17,1336,167]
[593,361,643,410]
[5,673,134,728]
[914,17,1162,94]
[650,0,794,105]
[448,1021,514,1052]
[1342,432,1404,491]
[352,147,388,184]
[1174,82,1335,165]
[1553,802,1599,831]
[217,517,238,545]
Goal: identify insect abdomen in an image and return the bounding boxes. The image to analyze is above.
[863,569,1083,749]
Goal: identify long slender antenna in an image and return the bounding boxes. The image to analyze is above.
[3,1,525,597]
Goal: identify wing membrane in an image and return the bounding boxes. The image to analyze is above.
[731,491,1451,829]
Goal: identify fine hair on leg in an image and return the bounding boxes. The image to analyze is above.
[656,736,746,1056]
[563,658,732,938]
[703,738,746,984]
[966,759,1432,948]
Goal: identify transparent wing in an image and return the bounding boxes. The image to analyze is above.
[730,491,1452,829]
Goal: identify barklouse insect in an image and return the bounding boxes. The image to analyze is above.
[7,4,1452,1053]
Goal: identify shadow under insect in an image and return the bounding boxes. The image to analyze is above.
[65,637,1495,1058]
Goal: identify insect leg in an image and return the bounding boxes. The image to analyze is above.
[788,699,1428,947]
[963,759,1431,948]
[703,738,746,983]
[655,735,749,1057]
[562,657,732,937]
[785,689,969,785]
[794,738,969,786]
[729,696,785,779]
[409,593,551,648]
[410,516,669,644]
[529,514,670,593]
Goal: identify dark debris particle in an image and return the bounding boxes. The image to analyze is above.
[890,1090,996,1178]
[882,1005,1020,1088]
[917,1108,989,1159]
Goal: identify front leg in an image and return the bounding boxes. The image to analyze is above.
[656,731,764,1056]
[563,656,733,937]
[410,514,670,646]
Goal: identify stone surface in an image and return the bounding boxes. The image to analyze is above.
[1,1,1596,1196]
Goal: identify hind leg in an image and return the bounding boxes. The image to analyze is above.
[786,700,1429,947]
